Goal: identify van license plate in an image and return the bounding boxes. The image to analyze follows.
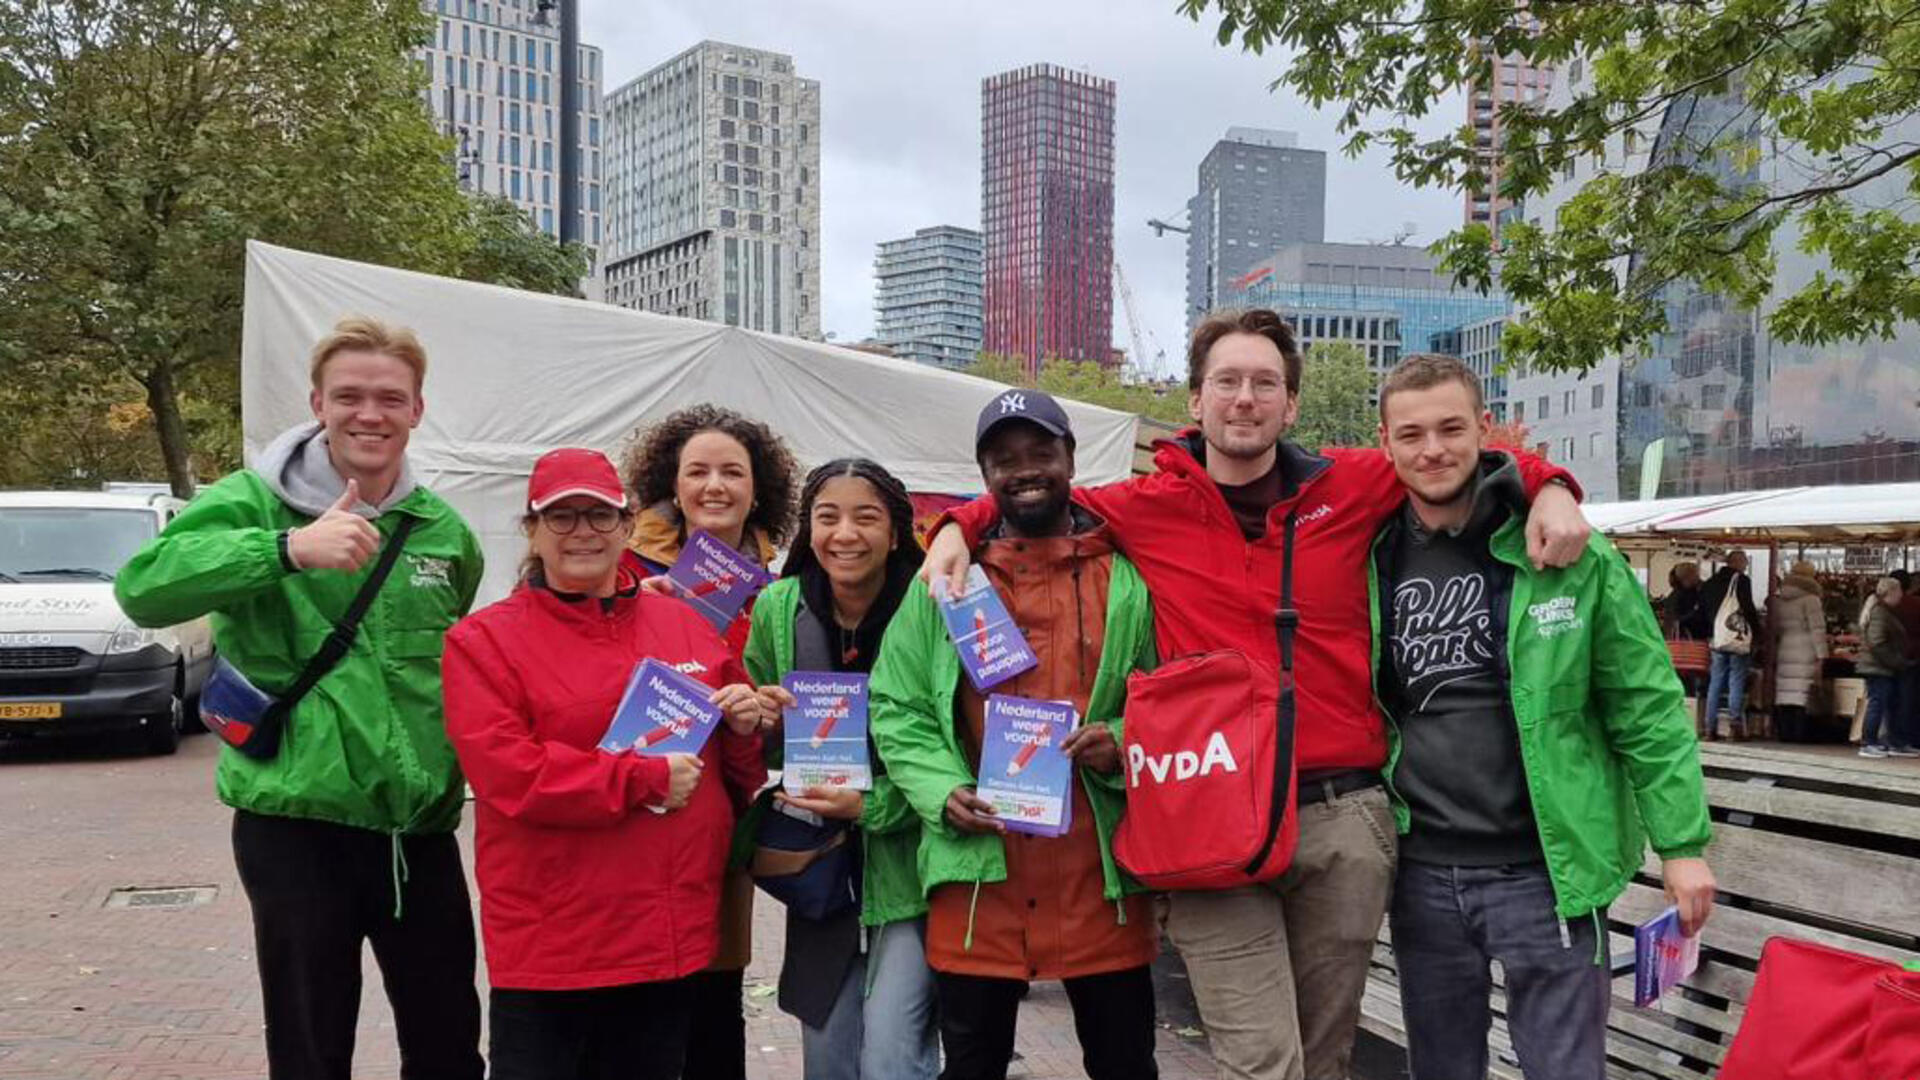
[0,703,61,720]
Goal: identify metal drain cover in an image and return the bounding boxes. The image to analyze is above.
[103,886,218,909]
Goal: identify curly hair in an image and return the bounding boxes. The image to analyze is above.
[619,404,799,546]
[782,458,925,584]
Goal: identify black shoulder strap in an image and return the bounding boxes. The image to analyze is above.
[1276,511,1299,679]
[278,514,420,710]
[1244,511,1299,875]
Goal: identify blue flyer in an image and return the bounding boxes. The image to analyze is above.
[936,565,1038,691]
[781,671,872,792]
[665,529,773,633]
[1632,905,1700,1008]
[976,694,1076,838]
[600,658,723,757]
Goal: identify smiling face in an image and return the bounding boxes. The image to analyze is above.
[979,421,1074,538]
[1188,331,1300,465]
[1379,379,1490,511]
[807,475,896,598]
[530,495,633,594]
[309,349,424,497]
[675,430,755,546]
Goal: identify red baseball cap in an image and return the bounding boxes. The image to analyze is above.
[528,448,628,511]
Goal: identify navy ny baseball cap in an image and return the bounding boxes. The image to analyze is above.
[974,389,1075,453]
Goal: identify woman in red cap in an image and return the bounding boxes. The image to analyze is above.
[441,448,770,1080]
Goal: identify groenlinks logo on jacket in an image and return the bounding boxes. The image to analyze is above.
[1529,596,1585,639]
[407,554,452,590]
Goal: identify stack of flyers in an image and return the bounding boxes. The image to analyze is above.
[600,658,723,757]
[665,529,774,632]
[781,671,872,792]
[975,695,1076,837]
[1632,906,1701,1008]
[936,565,1038,691]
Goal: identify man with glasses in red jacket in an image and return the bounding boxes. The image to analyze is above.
[924,309,1591,1080]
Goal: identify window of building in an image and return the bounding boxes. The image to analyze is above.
[1563,389,1576,414]
[749,213,763,232]
[723,75,739,94]
[721,119,735,138]
[1591,383,1605,409]
[720,209,736,227]
[743,78,760,98]
[1513,400,1525,423]
[1537,395,1549,419]
[724,165,738,183]
[1589,432,1605,459]
[1561,436,1575,460]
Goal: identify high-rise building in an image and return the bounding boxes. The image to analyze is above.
[417,0,604,251]
[1224,242,1508,379]
[873,226,983,369]
[601,41,821,339]
[1465,44,1554,239]
[981,64,1115,374]
[1185,128,1326,334]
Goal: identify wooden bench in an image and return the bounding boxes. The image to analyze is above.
[1358,742,1920,1077]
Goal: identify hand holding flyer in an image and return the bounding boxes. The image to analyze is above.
[664,529,773,633]
[976,694,1076,837]
[782,672,872,792]
[936,565,1038,691]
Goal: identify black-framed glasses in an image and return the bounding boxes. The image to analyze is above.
[539,505,626,534]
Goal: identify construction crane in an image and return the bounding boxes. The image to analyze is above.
[1146,207,1191,238]
[1113,259,1169,379]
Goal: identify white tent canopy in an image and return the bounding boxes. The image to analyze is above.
[1590,483,1920,544]
[241,242,1140,602]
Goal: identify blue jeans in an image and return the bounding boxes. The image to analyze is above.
[1863,674,1900,749]
[1704,649,1752,731]
[1391,861,1611,1080]
[799,918,939,1080]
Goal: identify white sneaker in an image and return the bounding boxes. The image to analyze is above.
[1860,744,1890,758]
[1888,745,1920,758]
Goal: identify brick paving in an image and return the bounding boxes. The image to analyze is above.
[0,733,1219,1079]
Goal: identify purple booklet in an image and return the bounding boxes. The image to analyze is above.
[1632,906,1701,1008]
[936,565,1038,691]
[665,529,773,633]
[600,658,723,757]
[781,671,872,793]
[975,695,1076,837]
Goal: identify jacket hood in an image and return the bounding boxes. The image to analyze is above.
[255,421,416,519]
[1777,573,1823,599]
[629,501,777,570]
[1161,428,1334,494]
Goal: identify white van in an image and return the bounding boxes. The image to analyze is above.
[0,491,215,754]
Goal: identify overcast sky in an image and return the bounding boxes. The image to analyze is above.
[582,1,1462,378]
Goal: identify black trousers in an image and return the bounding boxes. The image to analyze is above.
[490,979,696,1080]
[936,965,1159,1080]
[231,810,483,1080]
[679,968,746,1080]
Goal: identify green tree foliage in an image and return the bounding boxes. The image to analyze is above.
[0,0,587,494]
[1290,340,1377,448]
[964,355,1193,425]
[1183,0,1920,374]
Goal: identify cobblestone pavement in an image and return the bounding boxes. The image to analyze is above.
[0,732,1221,1079]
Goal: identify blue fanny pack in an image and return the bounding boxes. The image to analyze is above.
[749,796,859,921]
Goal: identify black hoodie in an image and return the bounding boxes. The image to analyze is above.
[1374,453,1543,867]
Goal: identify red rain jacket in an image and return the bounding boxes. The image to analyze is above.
[442,559,764,990]
[946,433,1577,775]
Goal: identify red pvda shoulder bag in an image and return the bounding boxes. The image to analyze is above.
[1113,513,1300,890]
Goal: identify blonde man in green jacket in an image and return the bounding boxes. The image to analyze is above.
[1371,355,1714,1080]
[115,318,484,1080]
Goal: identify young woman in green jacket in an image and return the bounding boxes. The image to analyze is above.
[743,459,937,1080]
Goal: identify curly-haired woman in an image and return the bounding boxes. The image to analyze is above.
[620,404,800,1080]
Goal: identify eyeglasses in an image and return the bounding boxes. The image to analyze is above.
[539,505,626,534]
[1204,372,1287,399]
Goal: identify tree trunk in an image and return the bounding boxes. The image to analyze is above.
[144,360,196,498]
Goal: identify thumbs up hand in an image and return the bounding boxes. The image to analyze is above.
[288,479,382,571]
